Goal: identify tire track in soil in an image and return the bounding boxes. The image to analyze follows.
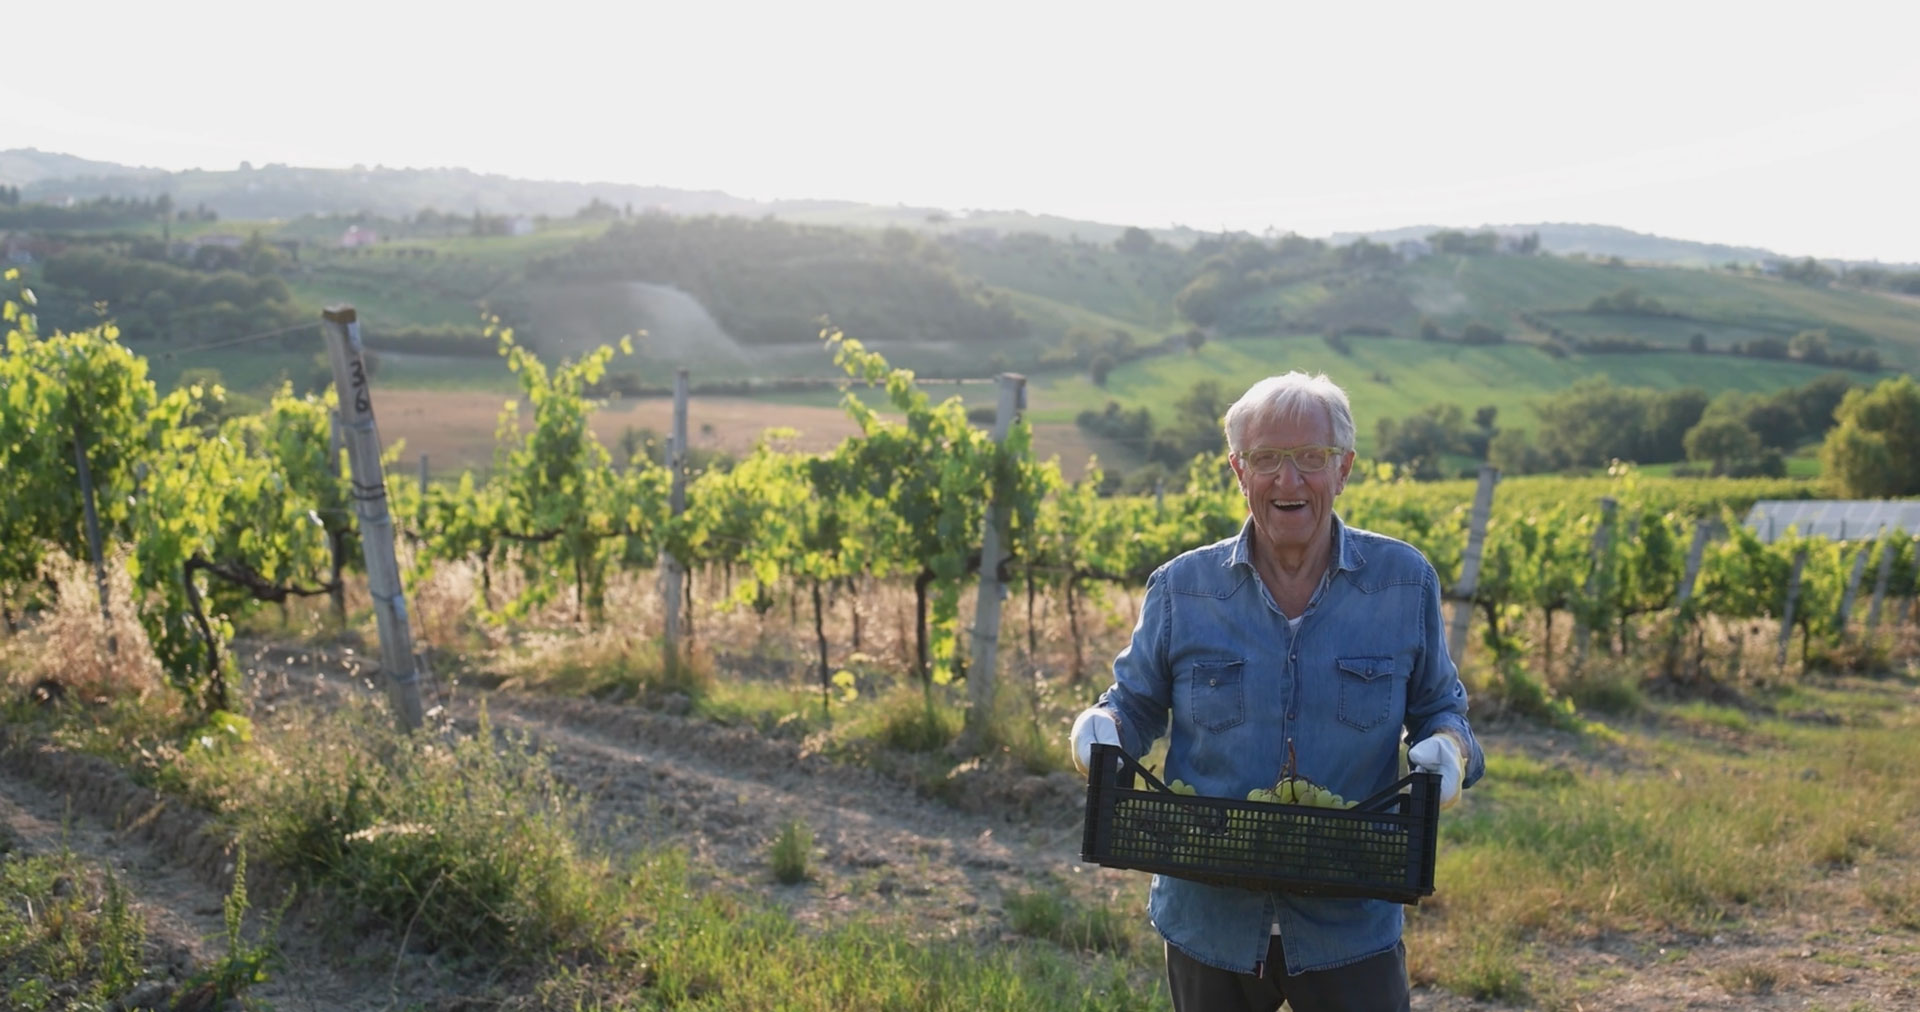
[247,640,1116,946]
[21,637,1914,1011]
[0,725,455,1012]
[248,642,1920,1011]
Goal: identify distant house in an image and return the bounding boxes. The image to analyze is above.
[507,216,536,237]
[1,231,32,266]
[2,231,64,265]
[1395,239,1432,262]
[340,225,380,248]
[189,233,246,250]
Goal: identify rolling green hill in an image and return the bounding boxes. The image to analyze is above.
[1027,335,1861,457]
[9,152,1917,485]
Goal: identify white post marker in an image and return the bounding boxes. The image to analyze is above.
[661,369,690,665]
[1447,463,1499,670]
[964,373,1026,746]
[320,305,425,732]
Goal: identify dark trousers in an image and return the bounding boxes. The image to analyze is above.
[1165,935,1410,1012]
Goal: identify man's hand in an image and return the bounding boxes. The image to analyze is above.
[1408,733,1465,808]
[1069,707,1119,775]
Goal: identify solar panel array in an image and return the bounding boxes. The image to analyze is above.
[1742,500,1920,543]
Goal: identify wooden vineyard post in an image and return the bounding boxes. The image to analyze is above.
[1836,536,1875,641]
[1866,533,1912,629]
[1864,530,1896,634]
[325,413,348,625]
[1447,463,1499,670]
[71,423,117,655]
[963,373,1026,749]
[320,306,425,732]
[1664,518,1715,677]
[1575,497,1618,664]
[660,369,690,667]
[1778,546,1809,668]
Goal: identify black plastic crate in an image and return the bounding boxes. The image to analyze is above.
[1080,743,1440,903]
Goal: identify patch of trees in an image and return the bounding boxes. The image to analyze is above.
[1820,374,1920,496]
[1373,405,1499,478]
[1771,256,1837,286]
[35,245,302,346]
[525,216,1028,346]
[1303,277,1414,337]
[1490,380,1708,475]
[0,193,212,230]
[1426,230,1500,255]
[361,324,495,357]
[1728,329,1881,371]
[1073,380,1233,488]
[1839,265,1920,296]
[1173,234,1337,330]
[1585,287,1675,317]
[1113,226,1156,256]
[1577,335,1659,354]
[1488,373,1859,477]
[1417,316,1505,345]
[1039,324,1161,382]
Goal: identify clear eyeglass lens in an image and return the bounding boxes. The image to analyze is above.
[1245,447,1333,474]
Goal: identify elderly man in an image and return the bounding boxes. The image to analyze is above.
[1071,370,1485,1012]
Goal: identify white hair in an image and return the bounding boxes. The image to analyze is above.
[1222,372,1356,453]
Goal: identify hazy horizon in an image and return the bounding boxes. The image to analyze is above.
[8,1,1918,263]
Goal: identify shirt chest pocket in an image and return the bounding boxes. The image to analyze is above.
[1187,659,1245,733]
[1335,656,1398,731]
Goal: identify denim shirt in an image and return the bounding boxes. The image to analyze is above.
[1095,514,1485,976]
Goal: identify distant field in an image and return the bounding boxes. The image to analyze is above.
[368,387,1106,480]
[145,329,1869,478]
[1028,334,1875,459]
[1410,254,1920,368]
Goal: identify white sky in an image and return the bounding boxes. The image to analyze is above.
[7,0,1919,262]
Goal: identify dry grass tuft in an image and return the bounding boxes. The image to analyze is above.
[1,551,163,704]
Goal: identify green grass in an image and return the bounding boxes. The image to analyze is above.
[1411,254,1920,370]
[946,240,1186,333]
[1410,674,1920,1007]
[287,272,479,329]
[1024,334,1852,456]
[21,688,1157,1009]
[770,819,814,884]
[0,845,149,1010]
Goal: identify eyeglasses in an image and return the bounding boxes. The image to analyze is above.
[1236,445,1345,475]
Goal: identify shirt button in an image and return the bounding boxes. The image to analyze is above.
[1287,712,1297,720]
[1208,678,1218,687]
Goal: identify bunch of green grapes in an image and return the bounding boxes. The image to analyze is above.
[1246,777,1355,809]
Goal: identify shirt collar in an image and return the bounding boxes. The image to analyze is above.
[1226,512,1365,575]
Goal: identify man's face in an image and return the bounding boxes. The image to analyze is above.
[1229,408,1354,557]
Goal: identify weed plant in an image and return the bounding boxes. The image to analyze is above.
[0,845,148,1010]
[770,819,813,884]
[1004,885,1138,955]
[234,704,615,965]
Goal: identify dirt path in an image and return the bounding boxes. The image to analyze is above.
[6,640,1918,1010]
[0,722,460,1011]
[246,640,1107,944]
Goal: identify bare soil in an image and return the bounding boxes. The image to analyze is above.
[5,641,1917,1010]
[373,388,1105,480]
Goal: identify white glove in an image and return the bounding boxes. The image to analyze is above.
[1408,733,1465,809]
[1070,707,1120,775]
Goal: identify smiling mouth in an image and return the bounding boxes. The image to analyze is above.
[1271,500,1308,512]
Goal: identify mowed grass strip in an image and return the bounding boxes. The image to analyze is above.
[35,693,1160,1010]
[1409,676,1920,1006]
